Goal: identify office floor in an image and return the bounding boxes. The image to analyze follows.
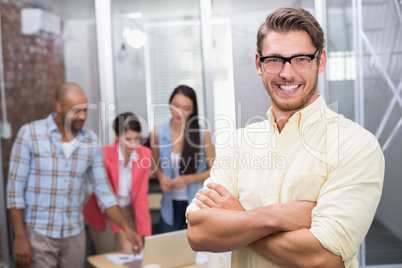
[366,218,402,265]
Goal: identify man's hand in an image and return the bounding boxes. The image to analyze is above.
[13,233,34,267]
[195,182,245,211]
[195,183,315,231]
[123,227,143,255]
[105,206,143,254]
[117,230,135,254]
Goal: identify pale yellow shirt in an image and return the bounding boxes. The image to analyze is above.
[186,96,384,268]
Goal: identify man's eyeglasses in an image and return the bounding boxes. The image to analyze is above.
[259,49,319,74]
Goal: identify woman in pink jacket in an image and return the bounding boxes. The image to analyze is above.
[83,112,152,254]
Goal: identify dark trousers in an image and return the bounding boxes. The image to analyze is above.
[158,200,188,233]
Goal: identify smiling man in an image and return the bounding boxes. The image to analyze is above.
[186,8,385,268]
[6,83,142,268]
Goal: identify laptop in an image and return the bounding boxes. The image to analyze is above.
[127,229,197,268]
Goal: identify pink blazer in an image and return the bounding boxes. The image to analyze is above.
[83,143,152,236]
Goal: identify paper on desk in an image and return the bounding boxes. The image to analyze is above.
[195,252,208,264]
[106,251,144,265]
[195,252,232,265]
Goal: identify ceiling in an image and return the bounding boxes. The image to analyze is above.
[16,0,314,20]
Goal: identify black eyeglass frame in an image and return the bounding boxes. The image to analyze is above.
[259,49,320,73]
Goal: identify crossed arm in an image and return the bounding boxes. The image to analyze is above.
[187,183,343,268]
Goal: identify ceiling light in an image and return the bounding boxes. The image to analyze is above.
[126,12,143,19]
[126,30,146,48]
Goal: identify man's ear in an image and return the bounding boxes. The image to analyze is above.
[55,101,62,113]
[255,53,263,76]
[318,49,327,73]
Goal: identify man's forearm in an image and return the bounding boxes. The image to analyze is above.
[105,206,143,254]
[250,229,343,268]
[9,209,27,237]
[105,206,129,230]
[9,208,34,266]
[187,199,316,253]
[187,207,278,252]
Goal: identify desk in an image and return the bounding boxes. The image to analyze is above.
[87,253,230,268]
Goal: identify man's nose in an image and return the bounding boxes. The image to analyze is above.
[278,62,296,78]
[76,110,87,120]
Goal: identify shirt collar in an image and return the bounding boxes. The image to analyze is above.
[266,95,327,132]
[118,144,125,161]
[118,144,137,162]
[47,113,88,140]
[47,113,59,133]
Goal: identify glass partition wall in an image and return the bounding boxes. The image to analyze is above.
[326,0,402,267]
[110,0,238,146]
[111,0,203,135]
[1,0,401,267]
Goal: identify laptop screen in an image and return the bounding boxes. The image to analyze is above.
[125,229,197,268]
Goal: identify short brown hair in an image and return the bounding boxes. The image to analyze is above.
[257,8,325,57]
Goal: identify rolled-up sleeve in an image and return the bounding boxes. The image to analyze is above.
[87,143,117,211]
[310,128,384,265]
[7,125,32,209]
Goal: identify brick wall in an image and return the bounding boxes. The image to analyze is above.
[0,2,65,194]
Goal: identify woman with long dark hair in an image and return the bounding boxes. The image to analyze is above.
[150,85,215,233]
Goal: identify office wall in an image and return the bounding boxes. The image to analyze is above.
[63,18,149,140]
[224,10,271,128]
[0,2,65,182]
[378,134,402,239]
[112,19,148,123]
[63,19,101,138]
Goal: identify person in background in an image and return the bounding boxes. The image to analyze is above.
[83,112,152,254]
[6,83,142,268]
[186,7,384,268]
[150,85,215,233]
